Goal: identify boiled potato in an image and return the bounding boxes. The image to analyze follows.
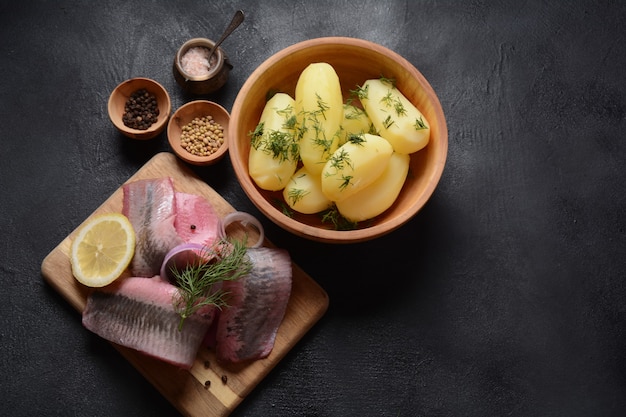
[359,78,430,154]
[283,166,332,214]
[336,152,410,222]
[339,103,374,146]
[295,63,344,176]
[321,133,393,202]
[248,93,298,191]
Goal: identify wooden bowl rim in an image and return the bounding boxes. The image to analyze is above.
[230,36,448,243]
[167,100,230,166]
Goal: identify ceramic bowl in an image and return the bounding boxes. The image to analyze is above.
[173,38,232,95]
[107,77,171,140]
[167,100,230,166]
[229,37,448,243]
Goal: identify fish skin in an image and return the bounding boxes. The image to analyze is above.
[216,247,292,363]
[174,192,220,247]
[82,276,215,369]
[122,178,183,277]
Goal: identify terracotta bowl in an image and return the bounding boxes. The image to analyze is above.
[108,77,171,140]
[167,100,230,166]
[229,37,448,243]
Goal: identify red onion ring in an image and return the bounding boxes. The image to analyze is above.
[159,242,207,282]
[218,211,264,248]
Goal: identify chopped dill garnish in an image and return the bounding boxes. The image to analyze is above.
[414,115,428,130]
[351,84,369,101]
[379,75,396,87]
[249,122,265,149]
[328,148,352,171]
[347,133,366,145]
[383,115,395,129]
[339,175,353,190]
[287,188,309,206]
[320,205,359,230]
[315,94,330,119]
[171,238,252,331]
[381,92,395,108]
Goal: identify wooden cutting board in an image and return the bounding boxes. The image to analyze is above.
[41,152,329,417]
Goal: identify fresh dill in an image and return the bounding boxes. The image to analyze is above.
[249,122,265,149]
[171,239,252,331]
[315,93,330,119]
[328,148,352,171]
[287,188,309,206]
[339,175,353,191]
[347,134,366,146]
[265,130,298,161]
[379,75,396,87]
[381,92,395,108]
[320,205,359,230]
[343,104,365,120]
[394,100,407,117]
[414,115,428,130]
[383,115,395,129]
[351,84,369,101]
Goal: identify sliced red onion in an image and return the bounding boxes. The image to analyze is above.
[159,242,207,283]
[219,211,264,248]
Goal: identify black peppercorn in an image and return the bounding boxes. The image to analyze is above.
[122,89,159,130]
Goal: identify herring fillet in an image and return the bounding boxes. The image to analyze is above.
[122,178,183,277]
[216,248,293,363]
[82,276,215,369]
[174,192,220,247]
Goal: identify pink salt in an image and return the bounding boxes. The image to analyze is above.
[181,46,212,76]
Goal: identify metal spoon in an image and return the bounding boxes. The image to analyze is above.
[207,10,244,66]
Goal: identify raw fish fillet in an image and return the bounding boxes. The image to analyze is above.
[216,248,292,363]
[82,276,215,369]
[174,192,220,247]
[122,178,182,277]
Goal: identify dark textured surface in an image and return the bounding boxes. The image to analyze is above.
[2,1,626,416]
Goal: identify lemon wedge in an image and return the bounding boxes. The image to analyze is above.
[70,213,136,287]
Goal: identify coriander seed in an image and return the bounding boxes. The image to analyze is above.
[180,115,225,157]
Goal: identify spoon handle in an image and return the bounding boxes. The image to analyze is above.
[208,10,245,59]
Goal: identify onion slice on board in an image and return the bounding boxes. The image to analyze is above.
[219,212,265,248]
[159,242,208,282]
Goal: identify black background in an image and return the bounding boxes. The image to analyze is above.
[2,1,625,416]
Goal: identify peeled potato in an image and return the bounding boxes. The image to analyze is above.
[336,152,410,222]
[249,93,298,191]
[321,133,393,202]
[295,62,344,176]
[359,78,430,154]
[283,166,332,214]
[339,103,374,146]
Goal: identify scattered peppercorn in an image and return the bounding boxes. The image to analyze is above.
[180,115,224,157]
[221,375,228,384]
[191,224,197,230]
[204,380,211,389]
[122,89,159,130]
[203,360,210,368]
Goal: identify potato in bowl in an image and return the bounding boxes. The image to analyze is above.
[229,37,448,244]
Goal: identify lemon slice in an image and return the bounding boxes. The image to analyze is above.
[70,213,136,287]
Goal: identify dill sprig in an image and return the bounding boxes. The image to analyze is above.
[171,239,252,331]
[320,205,359,230]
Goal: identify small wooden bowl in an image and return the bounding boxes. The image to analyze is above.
[107,78,171,140]
[167,100,230,166]
[229,37,448,244]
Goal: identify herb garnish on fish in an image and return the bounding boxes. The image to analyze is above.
[171,239,252,330]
